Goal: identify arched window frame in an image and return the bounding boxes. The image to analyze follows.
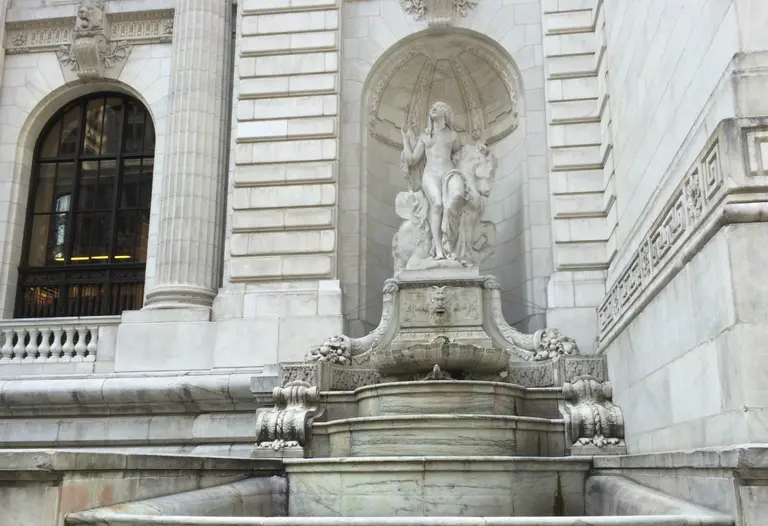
[15,92,155,318]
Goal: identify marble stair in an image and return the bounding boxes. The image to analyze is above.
[64,475,734,525]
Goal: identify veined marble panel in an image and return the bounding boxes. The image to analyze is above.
[315,414,565,458]
[355,381,525,417]
[285,456,590,517]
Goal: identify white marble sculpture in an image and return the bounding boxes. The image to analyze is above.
[393,101,498,274]
[56,0,132,80]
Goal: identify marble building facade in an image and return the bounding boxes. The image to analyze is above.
[0,0,765,477]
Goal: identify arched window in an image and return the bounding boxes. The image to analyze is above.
[16,93,155,318]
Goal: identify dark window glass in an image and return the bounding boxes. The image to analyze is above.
[17,93,155,318]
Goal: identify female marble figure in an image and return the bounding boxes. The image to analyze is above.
[400,101,496,267]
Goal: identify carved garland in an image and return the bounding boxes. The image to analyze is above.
[398,0,480,22]
[484,276,579,361]
[306,279,400,365]
[598,134,725,341]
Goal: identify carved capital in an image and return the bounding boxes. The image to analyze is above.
[562,375,625,454]
[56,0,132,80]
[255,381,321,451]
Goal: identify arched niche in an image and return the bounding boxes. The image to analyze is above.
[342,29,538,336]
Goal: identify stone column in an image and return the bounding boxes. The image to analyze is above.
[144,0,230,309]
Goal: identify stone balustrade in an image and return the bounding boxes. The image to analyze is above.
[0,316,120,364]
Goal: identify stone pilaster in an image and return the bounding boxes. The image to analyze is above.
[144,0,230,309]
[209,0,344,365]
[0,1,7,78]
[540,0,615,352]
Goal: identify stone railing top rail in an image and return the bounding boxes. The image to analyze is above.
[0,315,121,328]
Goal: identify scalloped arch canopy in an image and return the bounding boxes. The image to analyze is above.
[367,31,520,149]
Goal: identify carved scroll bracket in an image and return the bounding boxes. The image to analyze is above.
[255,381,321,452]
[55,0,133,80]
[562,375,626,456]
[483,276,580,361]
[306,279,400,365]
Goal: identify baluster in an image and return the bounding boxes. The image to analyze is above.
[50,328,64,361]
[73,326,87,362]
[38,328,52,362]
[61,327,76,362]
[13,328,27,363]
[25,327,42,363]
[0,329,13,362]
[85,326,98,362]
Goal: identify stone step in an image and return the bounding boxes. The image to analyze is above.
[66,516,734,525]
[63,468,734,526]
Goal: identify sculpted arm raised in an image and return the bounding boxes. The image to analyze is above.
[400,127,427,192]
[401,127,425,166]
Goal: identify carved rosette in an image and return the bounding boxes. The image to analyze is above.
[56,0,132,80]
[562,375,625,452]
[255,381,321,451]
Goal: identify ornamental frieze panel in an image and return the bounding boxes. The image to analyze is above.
[744,128,768,177]
[5,6,173,56]
[598,133,727,340]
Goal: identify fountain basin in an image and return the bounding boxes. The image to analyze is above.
[355,380,526,417]
[314,414,565,457]
[285,456,591,517]
[371,341,510,377]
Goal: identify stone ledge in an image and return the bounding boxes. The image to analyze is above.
[593,444,768,471]
[586,475,734,520]
[284,455,593,473]
[0,449,282,473]
[0,372,268,416]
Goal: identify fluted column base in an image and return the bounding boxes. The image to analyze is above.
[144,285,217,310]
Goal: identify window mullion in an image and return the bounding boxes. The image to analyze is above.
[105,96,128,314]
[20,93,154,319]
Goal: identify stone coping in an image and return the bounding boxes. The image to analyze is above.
[315,414,564,431]
[326,384,562,398]
[593,444,768,470]
[0,372,267,416]
[284,456,592,472]
[354,380,529,397]
[64,515,734,525]
[0,450,282,473]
